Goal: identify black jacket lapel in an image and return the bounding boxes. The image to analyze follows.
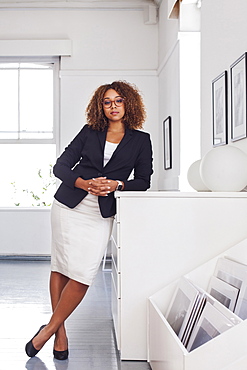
[116,128,133,150]
[97,127,133,168]
[103,128,133,168]
[97,128,108,151]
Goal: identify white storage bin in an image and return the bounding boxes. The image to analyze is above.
[148,239,247,370]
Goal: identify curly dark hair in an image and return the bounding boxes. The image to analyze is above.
[86,80,146,131]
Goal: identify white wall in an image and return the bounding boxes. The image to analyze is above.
[0,6,159,254]
[201,0,247,156]
[157,43,180,190]
[0,209,51,255]
[179,31,201,191]
[157,0,180,190]
[157,1,201,191]
[0,9,157,71]
[159,0,179,66]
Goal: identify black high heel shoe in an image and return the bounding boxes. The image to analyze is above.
[53,348,69,361]
[25,325,46,358]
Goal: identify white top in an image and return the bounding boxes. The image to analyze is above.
[104,141,118,167]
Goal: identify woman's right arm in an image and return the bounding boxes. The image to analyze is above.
[53,125,88,189]
[74,177,91,192]
[54,125,111,196]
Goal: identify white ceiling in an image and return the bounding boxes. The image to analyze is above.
[0,0,158,6]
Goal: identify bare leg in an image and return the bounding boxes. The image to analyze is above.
[32,277,89,351]
[49,272,69,351]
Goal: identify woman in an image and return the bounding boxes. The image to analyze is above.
[25,80,153,360]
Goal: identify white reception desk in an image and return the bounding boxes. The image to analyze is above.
[111,191,247,360]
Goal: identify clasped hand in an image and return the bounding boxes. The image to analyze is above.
[85,177,117,197]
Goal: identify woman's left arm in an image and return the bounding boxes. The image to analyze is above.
[122,133,153,191]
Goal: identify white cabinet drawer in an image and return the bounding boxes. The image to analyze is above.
[111,219,120,246]
[111,237,121,273]
[111,257,121,299]
[111,278,121,350]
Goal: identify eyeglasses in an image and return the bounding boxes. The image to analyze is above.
[102,97,124,108]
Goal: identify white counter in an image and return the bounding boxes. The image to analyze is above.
[111,191,247,360]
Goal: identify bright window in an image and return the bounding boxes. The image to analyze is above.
[0,58,59,207]
[0,61,56,141]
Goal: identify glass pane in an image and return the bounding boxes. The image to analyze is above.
[19,131,53,139]
[20,69,53,135]
[0,132,18,139]
[19,63,52,69]
[0,144,56,207]
[0,63,20,69]
[0,63,53,69]
[0,70,18,136]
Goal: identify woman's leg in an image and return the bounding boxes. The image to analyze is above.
[49,271,69,351]
[32,277,89,351]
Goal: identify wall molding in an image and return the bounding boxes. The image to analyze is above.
[59,69,157,77]
[0,1,158,24]
[0,1,154,9]
[0,1,158,25]
[0,39,72,56]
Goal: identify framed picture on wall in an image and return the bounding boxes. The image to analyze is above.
[212,71,228,146]
[163,116,172,170]
[230,52,247,141]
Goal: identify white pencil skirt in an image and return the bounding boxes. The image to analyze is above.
[51,194,113,286]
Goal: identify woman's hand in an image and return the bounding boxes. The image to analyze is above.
[88,178,119,196]
[75,177,118,196]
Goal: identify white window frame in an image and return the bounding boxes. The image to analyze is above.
[0,56,59,145]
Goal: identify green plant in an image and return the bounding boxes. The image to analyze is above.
[11,164,56,207]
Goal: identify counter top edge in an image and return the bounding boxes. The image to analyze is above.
[114,191,247,199]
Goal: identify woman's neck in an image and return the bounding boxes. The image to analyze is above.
[106,122,125,144]
[107,121,125,133]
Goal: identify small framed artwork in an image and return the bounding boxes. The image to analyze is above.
[186,301,235,352]
[207,275,239,312]
[214,257,247,320]
[212,71,228,146]
[163,116,172,170]
[166,277,201,338]
[230,52,247,141]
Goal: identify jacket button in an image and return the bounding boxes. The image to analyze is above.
[98,172,102,176]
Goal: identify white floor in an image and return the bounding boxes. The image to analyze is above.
[0,259,151,370]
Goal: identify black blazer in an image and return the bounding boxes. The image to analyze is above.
[53,124,153,218]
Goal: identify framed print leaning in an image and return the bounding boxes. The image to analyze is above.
[212,71,228,146]
[230,52,247,141]
[163,116,172,170]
